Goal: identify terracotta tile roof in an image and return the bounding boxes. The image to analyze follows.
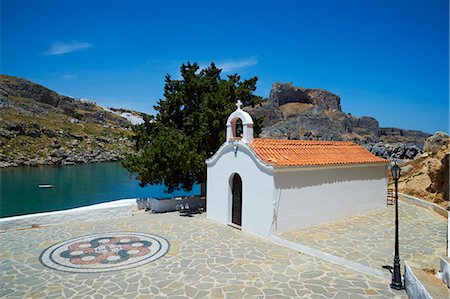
[249,138,388,167]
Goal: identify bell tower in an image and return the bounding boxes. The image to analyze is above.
[226,100,254,143]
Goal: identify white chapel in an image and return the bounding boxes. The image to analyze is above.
[206,101,389,238]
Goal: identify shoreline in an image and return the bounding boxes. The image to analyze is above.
[0,151,128,168]
[0,195,204,230]
[0,159,123,171]
[0,198,138,231]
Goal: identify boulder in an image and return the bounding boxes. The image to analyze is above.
[401,164,414,175]
[423,131,449,154]
[0,128,12,139]
[51,139,61,149]
[365,142,421,160]
[0,92,10,108]
[69,133,84,140]
[42,128,57,137]
[26,123,41,138]
[427,152,449,202]
[96,136,110,143]
[50,149,68,158]
[7,123,26,136]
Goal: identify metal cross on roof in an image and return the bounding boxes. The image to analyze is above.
[236,99,243,110]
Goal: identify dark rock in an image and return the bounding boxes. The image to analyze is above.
[380,127,431,149]
[51,157,63,165]
[245,99,283,127]
[69,133,84,141]
[365,142,421,160]
[42,128,57,137]
[0,75,133,126]
[51,139,61,149]
[249,82,430,155]
[0,91,10,108]
[0,161,18,168]
[270,83,342,111]
[96,136,110,143]
[0,128,12,139]
[7,123,26,135]
[26,123,41,137]
[50,149,68,158]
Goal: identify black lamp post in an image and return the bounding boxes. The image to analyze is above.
[390,161,404,290]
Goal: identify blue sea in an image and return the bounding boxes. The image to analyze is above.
[0,162,200,218]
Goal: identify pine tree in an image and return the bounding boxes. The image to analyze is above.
[123,62,262,193]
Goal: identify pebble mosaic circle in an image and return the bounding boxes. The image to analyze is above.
[39,232,169,273]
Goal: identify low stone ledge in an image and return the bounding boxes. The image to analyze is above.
[405,261,432,299]
[405,260,450,299]
[399,193,448,218]
[0,199,138,231]
[441,257,450,289]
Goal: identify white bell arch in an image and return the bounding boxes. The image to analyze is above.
[226,100,254,142]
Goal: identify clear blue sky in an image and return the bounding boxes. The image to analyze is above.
[1,0,448,134]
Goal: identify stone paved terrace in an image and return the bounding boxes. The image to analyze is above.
[0,210,407,298]
[279,198,448,276]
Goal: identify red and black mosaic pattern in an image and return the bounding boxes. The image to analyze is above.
[39,232,169,273]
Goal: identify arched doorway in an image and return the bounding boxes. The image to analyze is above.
[231,173,242,226]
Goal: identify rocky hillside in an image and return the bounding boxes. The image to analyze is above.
[248,83,431,159]
[0,74,144,167]
[397,132,449,207]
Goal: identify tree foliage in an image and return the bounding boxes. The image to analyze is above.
[123,62,263,193]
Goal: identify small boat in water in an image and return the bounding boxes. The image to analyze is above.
[38,184,53,188]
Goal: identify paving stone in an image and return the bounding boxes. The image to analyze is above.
[263,288,282,296]
[225,291,244,299]
[364,289,378,295]
[1,211,408,298]
[306,285,328,294]
[243,286,263,296]
[185,286,198,297]
[301,270,324,279]
[280,200,446,274]
[333,291,349,299]
[349,294,368,299]
[194,290,209,298]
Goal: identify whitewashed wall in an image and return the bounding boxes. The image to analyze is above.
[273,164,388,233]
[206,142,275,237]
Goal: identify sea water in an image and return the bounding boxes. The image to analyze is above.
[0,162,200,218]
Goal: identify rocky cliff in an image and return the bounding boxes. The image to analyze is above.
[269,83,342,111]
[248,83,431,159]
[397,132,449,207]
[0,74,144,167]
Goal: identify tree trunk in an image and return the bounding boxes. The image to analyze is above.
[200,178,207,212]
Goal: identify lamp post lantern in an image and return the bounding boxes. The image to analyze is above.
[390,161,404,290]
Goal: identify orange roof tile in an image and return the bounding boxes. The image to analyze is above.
[249,138,388,167]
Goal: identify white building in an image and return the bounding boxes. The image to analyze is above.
[206,102,389,238]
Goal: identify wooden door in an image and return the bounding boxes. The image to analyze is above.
[232,174,242,226]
